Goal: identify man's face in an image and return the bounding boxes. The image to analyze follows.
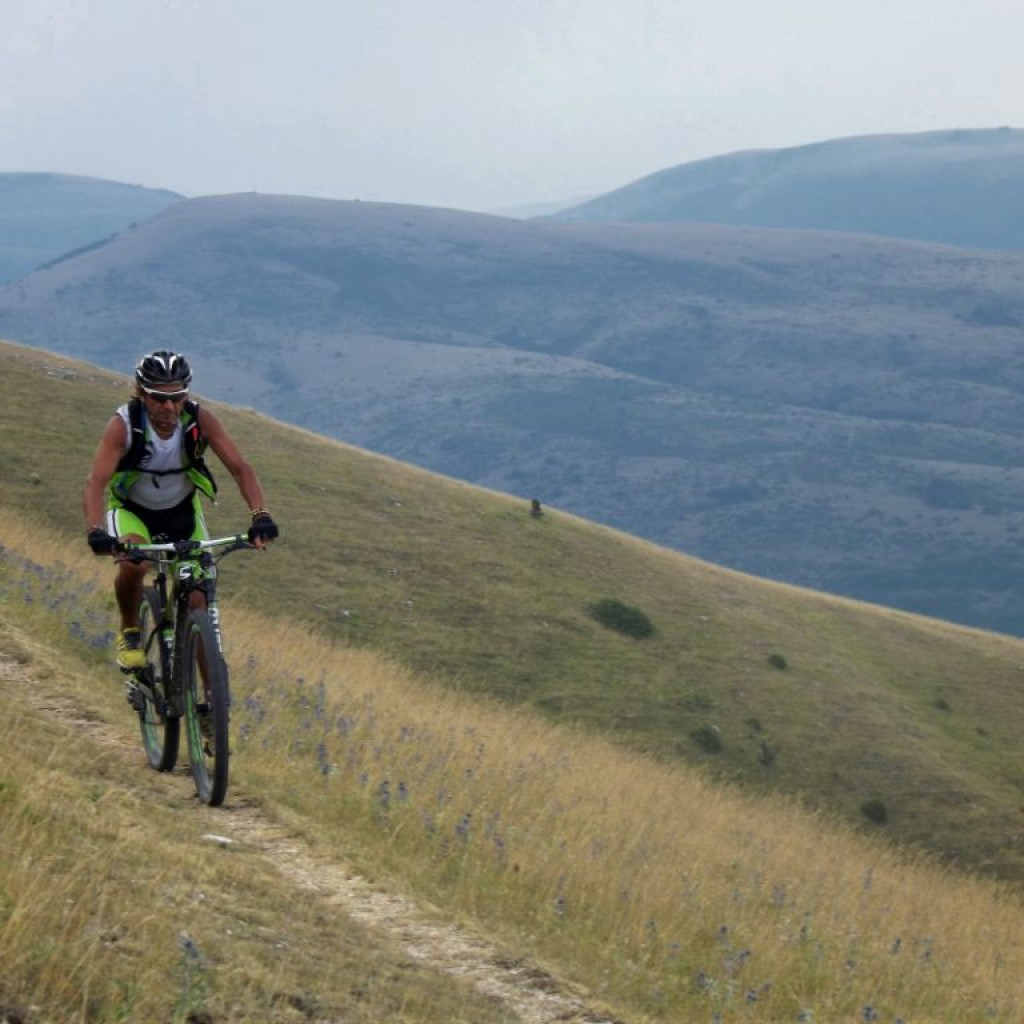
[140,382,188,433]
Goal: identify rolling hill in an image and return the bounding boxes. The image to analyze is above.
[548,127,1024,251]
[0,171,183,284]
[4,338,1024,887]
[2,192,1024,636]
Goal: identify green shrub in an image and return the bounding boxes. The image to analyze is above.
[861,798,888,825]
[681,692,713,712]
[587,598,655,639]
[767,653,788,670]
[690,724,723,754]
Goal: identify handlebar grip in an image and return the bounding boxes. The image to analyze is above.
[113,543,149,564]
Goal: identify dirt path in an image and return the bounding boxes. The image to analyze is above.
[0,645,622,1024]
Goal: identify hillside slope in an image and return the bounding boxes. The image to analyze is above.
[4,339,1024,884]
[550,127,1024,251]
[7,524,1024,1023]
[2,195,1024,634]
[0,171,182,283]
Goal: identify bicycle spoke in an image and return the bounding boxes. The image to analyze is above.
[181,610,231,806]
[136,587,179,771]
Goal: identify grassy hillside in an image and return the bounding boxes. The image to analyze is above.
[5,433,1024,1021]
[5,338,1024,891]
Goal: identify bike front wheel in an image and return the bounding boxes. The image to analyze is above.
[180,609,231,806]
[136,586,179,772]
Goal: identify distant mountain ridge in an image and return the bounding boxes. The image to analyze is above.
[489,193,596,219]
[548,127,1024,251]
[3,187,1024,634]
[0,172,182,283]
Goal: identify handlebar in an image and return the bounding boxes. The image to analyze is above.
[115,533,256,563]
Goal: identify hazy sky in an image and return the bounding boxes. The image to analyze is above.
[3,0,1022,212]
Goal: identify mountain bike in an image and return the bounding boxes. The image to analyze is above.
[117,533,255,807]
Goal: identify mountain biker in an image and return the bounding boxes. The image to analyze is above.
[83,350,279,670]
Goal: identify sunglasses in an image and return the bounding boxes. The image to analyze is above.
[141,385,189,404]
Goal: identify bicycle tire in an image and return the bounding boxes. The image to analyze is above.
[136,586,179,772]
[181,609,231,806]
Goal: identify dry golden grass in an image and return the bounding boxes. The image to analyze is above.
[231,640,1024,1022]
[5,513,1024,1022]
[0,520,520,1023]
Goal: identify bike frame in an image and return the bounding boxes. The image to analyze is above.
[120,534,251,714]
[117,532,256,805]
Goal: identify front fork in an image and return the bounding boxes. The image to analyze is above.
[172,562,224,716]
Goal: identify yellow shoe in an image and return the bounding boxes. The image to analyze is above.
[116,628,146,671]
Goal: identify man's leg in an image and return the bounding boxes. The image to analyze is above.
[115,553,148,629]
[107,506,150,670]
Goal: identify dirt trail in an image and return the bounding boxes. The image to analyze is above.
[0,646,622,1024]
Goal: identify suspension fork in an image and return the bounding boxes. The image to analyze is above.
[175,555,223,701]
[192,552,225,656]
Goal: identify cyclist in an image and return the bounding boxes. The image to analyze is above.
[83,350,279,670]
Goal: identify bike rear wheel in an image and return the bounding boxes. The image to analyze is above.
[135,586,179,772]
[181,609,231,806]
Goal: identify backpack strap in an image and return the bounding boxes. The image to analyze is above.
[115,398,147,472]
[182,400,218,496]
[182,400,206,461]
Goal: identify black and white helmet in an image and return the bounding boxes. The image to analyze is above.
[135,350,192,389]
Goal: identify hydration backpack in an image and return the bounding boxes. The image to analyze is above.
[112,398,217,500]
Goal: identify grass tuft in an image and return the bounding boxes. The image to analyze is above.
[861,798,890,825]
[690,723,724,753]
